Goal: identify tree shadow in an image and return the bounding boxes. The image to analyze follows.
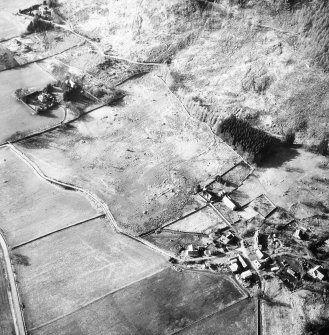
[38,107,59,118]
[260,145,300,168]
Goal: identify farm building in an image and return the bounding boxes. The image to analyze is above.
[229,262,239,273]
[238,255,248,269]
[252,260,262,270]
[308,266,325,281]
[241,270,252,280]
[202,190,215,202]
[255,249,264,260]
[184,244,200,258]
[254,230,259,248]
[222,195,237,211]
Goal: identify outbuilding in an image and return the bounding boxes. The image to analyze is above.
[252,260,262,270]
[255,249,264,260]
[241,270,252,280]
[308,266,325,281]
[222,195,237,211]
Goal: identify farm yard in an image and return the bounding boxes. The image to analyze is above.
[16,74,241,236]
[0,63,64,144]
[30,268,246,335]
[0,146,100,246]
[14,217,168,330]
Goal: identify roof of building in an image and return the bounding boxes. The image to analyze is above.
[238,255,247,268]
[186,244,194,251]
[255,249,264,259]
[309,266,325,280]
[187,250,200,257]
[287,268,296,277]
[252,260,261,269]
[229,263,239,273]
[241,270,252,279]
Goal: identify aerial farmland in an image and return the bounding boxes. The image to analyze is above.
[1,1,329,335]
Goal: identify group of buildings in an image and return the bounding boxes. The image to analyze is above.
[182,174,327,291]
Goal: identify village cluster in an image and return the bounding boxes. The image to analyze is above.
[172,177,327,292]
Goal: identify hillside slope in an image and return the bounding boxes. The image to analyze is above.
[56,0,328,146]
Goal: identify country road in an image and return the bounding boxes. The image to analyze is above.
[0,231,26,335]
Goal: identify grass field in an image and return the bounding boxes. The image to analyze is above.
[16,74,240,235]
[0,11,27,40]
[168,206,227,233]
[0,147,99,246]
[177,298,257,335]
[3,30,82,66]
[230,175,266,207]
[31,268,245,335]
[249,194,276,218]
[220,161,251,191]
[144,230,205,254]
[0,64,64,144]
[15,217,168,330]
[0,249,15,335]
[0,1,36,13]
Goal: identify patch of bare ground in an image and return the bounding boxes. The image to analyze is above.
[16,73,240,235]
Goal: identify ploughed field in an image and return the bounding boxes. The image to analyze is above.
[16,74,241,235]
[178,298,257,335]
[14,217,168,331]
[0,64,65,144]
[30,267,246,335]
[0,146,100,246]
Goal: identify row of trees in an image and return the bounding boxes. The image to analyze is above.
[218,115,281,164]
[27,16,54,33]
